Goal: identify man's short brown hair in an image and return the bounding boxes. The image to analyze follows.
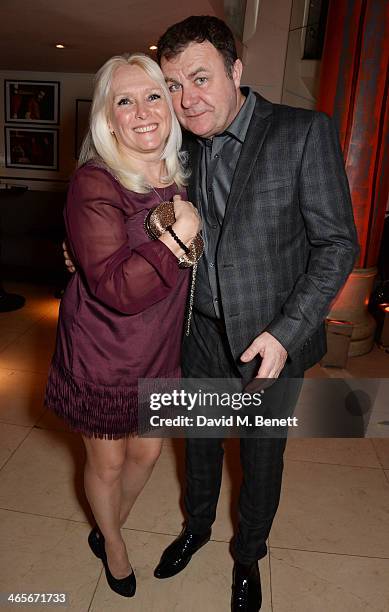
[157,15,238,78]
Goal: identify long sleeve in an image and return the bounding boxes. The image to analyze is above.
[266,112,360,353]
[65,164,180,314]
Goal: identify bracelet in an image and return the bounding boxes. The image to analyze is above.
[166,225,191,255]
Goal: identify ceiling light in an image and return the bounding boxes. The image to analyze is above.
[149,45,157,51]
[56,44,65,49]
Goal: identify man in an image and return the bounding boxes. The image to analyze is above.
[152,16,359,612]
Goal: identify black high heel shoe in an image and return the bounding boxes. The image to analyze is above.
[88,526,104,559]
[87,527,136,597]
[101,541,136,598]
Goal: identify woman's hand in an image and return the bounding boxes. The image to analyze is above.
[63,241,76,273]
[158,195,201,259]
[172,194,201,244]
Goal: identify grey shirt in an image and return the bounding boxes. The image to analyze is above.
[193,87,256,318]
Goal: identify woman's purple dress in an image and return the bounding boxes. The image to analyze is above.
[45,162,190,439]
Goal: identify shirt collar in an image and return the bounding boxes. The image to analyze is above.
[223,86,255,143]
[197,87,255,146]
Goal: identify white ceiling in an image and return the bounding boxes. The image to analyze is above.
[1,0,225,73]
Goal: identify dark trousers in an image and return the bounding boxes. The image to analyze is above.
[181,310,303,564]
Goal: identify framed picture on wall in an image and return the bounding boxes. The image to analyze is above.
[75,99,92,158]
[5,127,59,170]
[4,80,60,124]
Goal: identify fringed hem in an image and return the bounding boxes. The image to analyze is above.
[45,362,179,440]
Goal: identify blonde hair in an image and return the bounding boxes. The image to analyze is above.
[79,53,188,192]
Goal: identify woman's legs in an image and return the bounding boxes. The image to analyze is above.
[119,437,163,526]
[82,435,130,578]
[82,435,163,577]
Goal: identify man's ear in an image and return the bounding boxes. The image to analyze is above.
[232,59,243,89]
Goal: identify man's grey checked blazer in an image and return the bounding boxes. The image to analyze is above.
[184,93,359,376]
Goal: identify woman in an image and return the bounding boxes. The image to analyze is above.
[45,53,200,598]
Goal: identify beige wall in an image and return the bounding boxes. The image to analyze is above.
[241,0,320,110]
[0,70,94,191]
[241,0,293,103]
[281,0,321,109]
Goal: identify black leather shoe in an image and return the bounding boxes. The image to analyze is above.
[88,527,104,559]
[231,561,262,611]
[100,541,136,598]
[154,527,211,579]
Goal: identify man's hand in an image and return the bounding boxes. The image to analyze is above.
[240,331,288,378]
[62,241,76,273]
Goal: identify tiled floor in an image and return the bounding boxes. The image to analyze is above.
[0,282,388,612]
